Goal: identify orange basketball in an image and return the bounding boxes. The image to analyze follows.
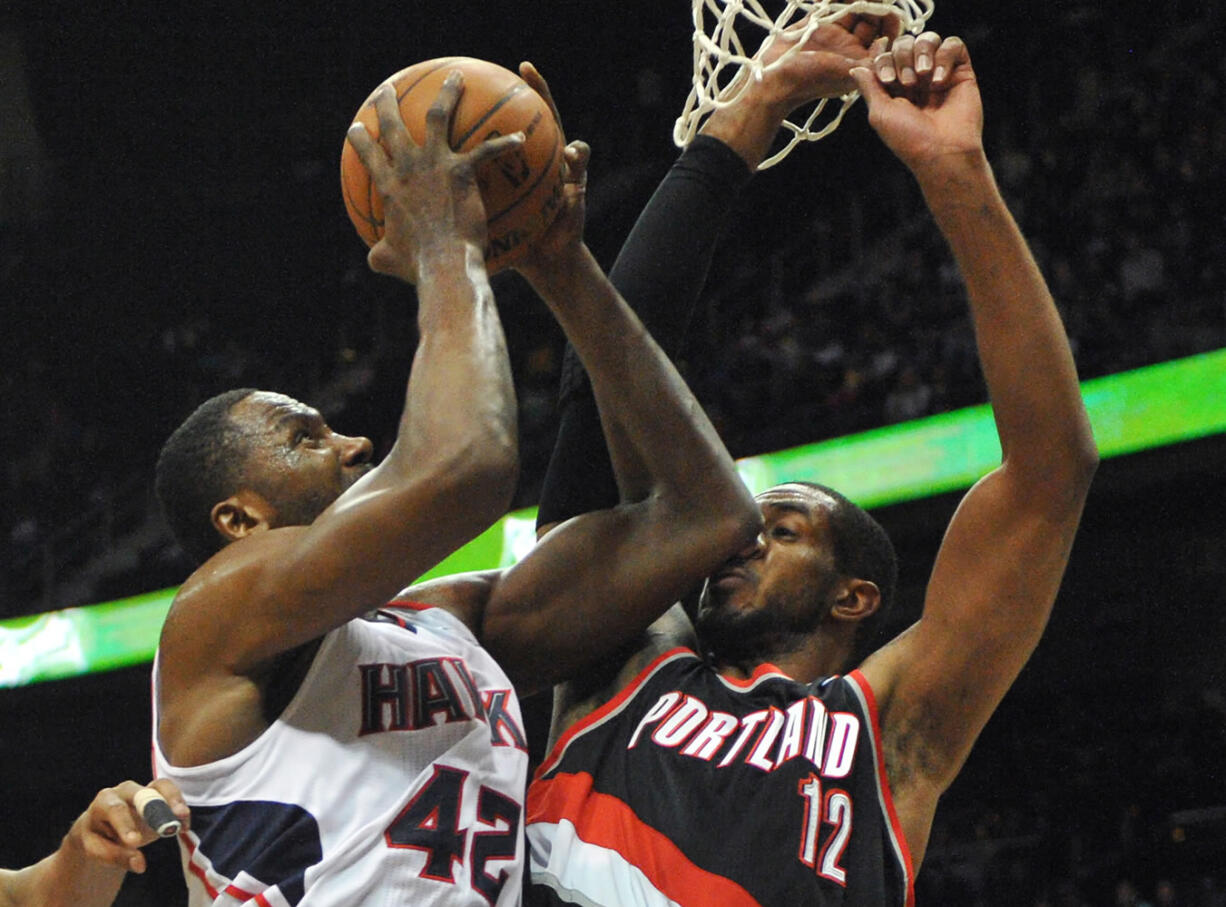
[340,57,565,274]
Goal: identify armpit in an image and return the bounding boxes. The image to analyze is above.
[881,704,946,796]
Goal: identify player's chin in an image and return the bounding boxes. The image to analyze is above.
[697,585,754,622]
[695,601,774,657]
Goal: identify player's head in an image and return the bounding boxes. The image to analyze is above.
[156,389,374,565]
[695,481,897,668]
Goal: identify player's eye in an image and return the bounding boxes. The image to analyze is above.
[293,428,311,446]
[770,524,797,540]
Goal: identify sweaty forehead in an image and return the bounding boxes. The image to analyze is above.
[755,483,839,515]
[231,392,319,432]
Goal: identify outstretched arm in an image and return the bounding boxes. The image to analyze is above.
[164,75,522,672]
[411,135,761,693]
[157,74,525,766]
[534,15,894,530]
[851,35,1098,860]
[0,780,190,907]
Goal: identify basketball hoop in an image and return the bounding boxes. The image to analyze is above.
[674,0,936,169]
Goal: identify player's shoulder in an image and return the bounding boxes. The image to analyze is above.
[159,528,314,670]
[617,608,700,687]
[552,605,701,739]
[811,671,874,714]
[174,527,311,604]
[375,599,480,648]
[166,528,288,615]
[594,603,700,699]
[851,620,921,715]
[395,568,508,637]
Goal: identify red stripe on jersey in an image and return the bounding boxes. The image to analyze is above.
[848,669,916,907]
[255,895,274,907]
[534,647,696,780]
[182,837,222,899]
[529,771,759,907]
[718,661,790,688]
[225,882,260,899]
[385,599,434,612]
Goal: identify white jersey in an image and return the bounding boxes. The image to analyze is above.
[152,603,529,907]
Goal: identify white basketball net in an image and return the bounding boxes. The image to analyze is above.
[675,0,936,169]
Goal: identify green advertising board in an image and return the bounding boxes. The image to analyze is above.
[3,349,1223,688]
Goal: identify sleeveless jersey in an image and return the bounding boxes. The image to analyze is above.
[152,603,529,907]
[525,648,914,907]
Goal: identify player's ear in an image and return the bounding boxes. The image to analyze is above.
[829,578,881,623]
[211,490,274,544]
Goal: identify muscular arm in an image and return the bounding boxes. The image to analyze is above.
[175,237,518,667]
[158,76,521,762]
[536,16,887,529]
[533,135,752,528]
[408,132,760,691]
[478,236,760,693]
[851,37,1098,857]
[517,24,892,721]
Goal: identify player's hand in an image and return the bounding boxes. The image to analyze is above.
[850,34,983,175]
[752,11,902,108]
[346,73,526,284]
[512,62,591,282]
[65,779,191,874]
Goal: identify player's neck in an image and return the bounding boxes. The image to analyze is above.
[711,632,846,684]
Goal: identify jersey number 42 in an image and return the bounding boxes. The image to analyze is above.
[386,764,521,905]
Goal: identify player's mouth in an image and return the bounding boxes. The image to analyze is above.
[711,565,750,588]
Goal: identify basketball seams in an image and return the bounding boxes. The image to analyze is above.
[452,83,529,148]
[341,179,380,243]
[485,130,561,224]
[338,147,382,244]
[349,59,464,243]
[340,56,563,271]
[363,165,380,242]
[392,57,460,107]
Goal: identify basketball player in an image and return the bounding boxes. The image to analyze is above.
[0,779,189,907]
[525,33,1099,906]
[151,68,760,906]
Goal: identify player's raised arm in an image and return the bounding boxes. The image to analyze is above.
[0,780,190,907]
[851,35,1098,855]
[407,122,762,693]
[262,76,523,624]
[156,74,523,763]
[530,15,892,533]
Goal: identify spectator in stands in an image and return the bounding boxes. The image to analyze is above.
[0,779,188,907]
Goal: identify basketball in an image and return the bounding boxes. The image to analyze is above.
[340,56,565,274]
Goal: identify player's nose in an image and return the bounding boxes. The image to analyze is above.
[338,434,374,467]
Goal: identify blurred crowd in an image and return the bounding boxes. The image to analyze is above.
[5,5,1222,620]
[683,5,1225,460]
[918,682,1226,905]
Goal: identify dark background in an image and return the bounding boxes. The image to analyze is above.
[1,0,1223,904]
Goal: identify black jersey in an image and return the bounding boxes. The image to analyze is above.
[526,648,914,906]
